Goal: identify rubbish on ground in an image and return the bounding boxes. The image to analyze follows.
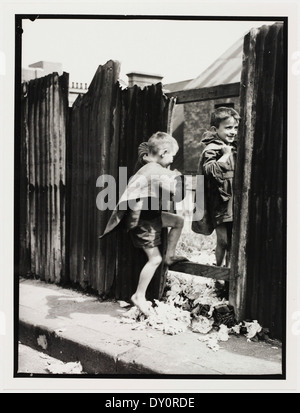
[243,320,262,339]
[122,306,142,320]
[37,335,48,350]
[191,315,214,334]
[212,304,237,328]
[230,323,242,335]
[118,300,131,308]
[207,338,220,352]
[257,327,270,341]
[46,361,83,374]
[119,300,190,335]
[217,324,229,341]
[117,272,270,347]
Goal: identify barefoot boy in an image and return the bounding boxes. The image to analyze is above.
[100,132,187,315]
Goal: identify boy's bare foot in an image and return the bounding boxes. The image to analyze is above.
[130,294,152,317]
[165,255,190,266]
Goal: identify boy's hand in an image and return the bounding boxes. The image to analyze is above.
[172,168,182,176]
[220,145,232,155]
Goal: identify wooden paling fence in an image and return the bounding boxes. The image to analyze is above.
[18,72,69,283]
[18,62,175,300]
[69,60,176,299]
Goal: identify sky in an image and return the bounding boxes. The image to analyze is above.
[22,18,276,86]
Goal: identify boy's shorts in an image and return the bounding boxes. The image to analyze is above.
[129,216,162,249]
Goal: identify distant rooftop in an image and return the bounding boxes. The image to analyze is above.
[163,37,243,93]
[163,79,193,93]
[184,37,243,90]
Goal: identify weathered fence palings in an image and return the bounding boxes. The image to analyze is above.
[69,61,121,295]
[69,60,176,300]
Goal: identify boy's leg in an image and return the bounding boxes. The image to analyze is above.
[131,246,162,316]
[215,223,231,299]
[161,211,186,265]
[225,222,233,267]
[215,223,228,267]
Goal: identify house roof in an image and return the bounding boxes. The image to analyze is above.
[163,79,193,93]
[183,37,244,90]
[163,36,244,93]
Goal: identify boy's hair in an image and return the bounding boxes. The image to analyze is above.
[210,107,240,128]
[147,132,178,155]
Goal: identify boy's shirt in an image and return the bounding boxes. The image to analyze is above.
[199,131,236,202]
[100,162,183,238]
[194,131,237,228]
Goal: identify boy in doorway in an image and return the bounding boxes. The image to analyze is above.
[100,132,187,315]
[198,107,240,270]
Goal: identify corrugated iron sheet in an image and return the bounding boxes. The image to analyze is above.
[18,72,69,283]
[230,23,285,339]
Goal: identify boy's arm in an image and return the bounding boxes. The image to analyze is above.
[217,145,232,164]
[202,147,229,183]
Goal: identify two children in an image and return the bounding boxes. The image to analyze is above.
[101,107,240,314]
[101,132,187,316]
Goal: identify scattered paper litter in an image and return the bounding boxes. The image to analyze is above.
[197,326,228,350]
[118,300,131,308]
[217,324,230,341]
[243,320,262,339]
[166,271,227,312]
[191,315,214,334]
[119,300,190,335]
[198,333,221,351]
[147,300,190,335]
[230,323,242,335]
[116,272,267,345]
[46,361,83,374]
[207,338,220,352]
[37,335,48,350]
[122,306,141,319]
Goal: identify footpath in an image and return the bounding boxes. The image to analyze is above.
[18,278,282,376]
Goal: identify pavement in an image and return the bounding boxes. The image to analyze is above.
[18,278,283,376]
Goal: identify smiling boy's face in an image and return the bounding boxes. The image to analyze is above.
[214,116,239,144]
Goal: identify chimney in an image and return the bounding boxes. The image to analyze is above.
[29,61,63,76]
[126,71,163,89]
